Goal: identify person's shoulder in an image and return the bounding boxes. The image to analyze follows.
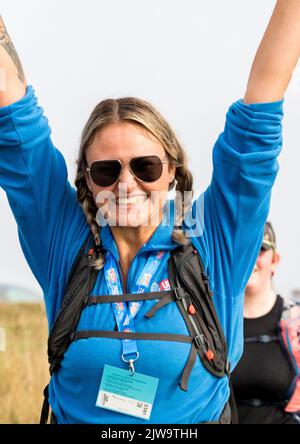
[281,294,300,320]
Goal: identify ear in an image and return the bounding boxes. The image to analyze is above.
[85,171,93,192]
[271,251,280,276]
[168,178,176,191]
[168,164,176,181]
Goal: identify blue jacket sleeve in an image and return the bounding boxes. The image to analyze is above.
[188,99,283,364]
[0,86,88,298]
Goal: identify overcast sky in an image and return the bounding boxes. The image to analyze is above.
[1,0,300,298]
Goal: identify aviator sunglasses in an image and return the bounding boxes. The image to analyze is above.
[86,155,168,187]
[260,239,276,252]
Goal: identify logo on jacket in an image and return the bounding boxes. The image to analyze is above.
[159,279,170,291]
[150,282,160,292]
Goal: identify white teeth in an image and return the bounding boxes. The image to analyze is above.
[117,195,148,205]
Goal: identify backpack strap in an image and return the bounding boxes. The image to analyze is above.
[47,233,99,375]
[40,385,50,425]
[168,242,237,423]
[168,243,229,377]
[40,233,99,424]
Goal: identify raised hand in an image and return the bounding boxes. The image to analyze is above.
[0,15,26,106]
[244,0,300,104]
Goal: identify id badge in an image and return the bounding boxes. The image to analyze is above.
[96,365,159,420]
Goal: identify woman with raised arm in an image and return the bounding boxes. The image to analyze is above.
[0,1,300,424]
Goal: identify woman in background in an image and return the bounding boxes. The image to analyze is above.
[232,222,300,424]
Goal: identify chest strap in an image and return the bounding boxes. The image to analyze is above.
[72,330,207,392]
[238,398,286,408]
[86,287,187,319]
[244,335,279,344]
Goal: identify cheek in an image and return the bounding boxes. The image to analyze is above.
[256,255,264,268]
[257,255,273,276]
[91,185,117,210]
[152,171,172,193]
[147,176,170,207]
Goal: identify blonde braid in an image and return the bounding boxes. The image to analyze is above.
[171,156,194,246]
[75,169,105,270]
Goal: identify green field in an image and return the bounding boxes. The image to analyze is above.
[0,303,49,424]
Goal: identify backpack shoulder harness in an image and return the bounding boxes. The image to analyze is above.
[40,234,236,424]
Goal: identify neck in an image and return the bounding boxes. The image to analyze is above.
[110,225,158,267]
[244,281,277,318]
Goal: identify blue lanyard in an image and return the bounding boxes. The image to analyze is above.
[104,250,165,371]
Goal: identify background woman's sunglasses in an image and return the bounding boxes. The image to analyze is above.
[86,155,167,187]
[260,239,276,252]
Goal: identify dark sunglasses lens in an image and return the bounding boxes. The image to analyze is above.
[130,156,163,182]
[90,160,121,186]
[260,242,272,252]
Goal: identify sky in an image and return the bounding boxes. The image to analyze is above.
[1,0,300,299]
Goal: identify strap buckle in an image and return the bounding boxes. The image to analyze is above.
[248,398,263,407]
[174,287,186,300]
[194,334,208,352]
[258,335,273,343]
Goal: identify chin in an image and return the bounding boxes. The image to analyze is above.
[110,210,151,228]
[245,281,259,294]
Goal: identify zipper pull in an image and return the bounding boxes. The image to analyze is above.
[205,349,215,361]
[195,334,215,361]
[188,304,196,315]
[185,295,195,315]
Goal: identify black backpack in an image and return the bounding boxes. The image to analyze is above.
[40,233,237,424]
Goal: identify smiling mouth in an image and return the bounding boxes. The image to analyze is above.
[116,195,149,206]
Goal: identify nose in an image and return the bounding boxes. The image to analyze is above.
[117,163,138,191]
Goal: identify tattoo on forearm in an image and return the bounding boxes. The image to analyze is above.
[0,16,25,84]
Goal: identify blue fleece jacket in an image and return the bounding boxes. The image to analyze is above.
[0,86,283,423]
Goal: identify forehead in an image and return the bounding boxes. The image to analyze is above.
[87,122,165,162]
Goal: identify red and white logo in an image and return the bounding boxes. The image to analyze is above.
[159,279,170,291]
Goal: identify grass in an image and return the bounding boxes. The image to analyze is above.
[0,303,49,424]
